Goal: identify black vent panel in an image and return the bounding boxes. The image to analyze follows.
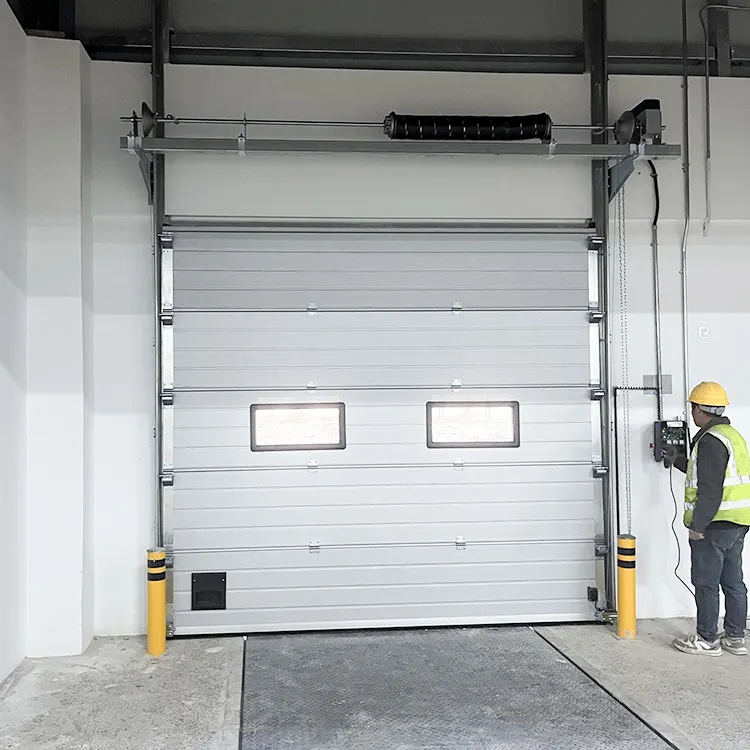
[191,572,227,611]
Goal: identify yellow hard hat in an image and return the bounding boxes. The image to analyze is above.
[688,381,729,407]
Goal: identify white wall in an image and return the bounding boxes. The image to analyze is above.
[89,61,153,636]
[607,78,750,618]
[0,0,27,683]
[81,44,96,648]
[25,36,95,657]
[8,53,750,657]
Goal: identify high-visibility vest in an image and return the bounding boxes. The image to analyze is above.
[685,424,750,527]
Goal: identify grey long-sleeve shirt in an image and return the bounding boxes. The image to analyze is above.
[673,416,733,533]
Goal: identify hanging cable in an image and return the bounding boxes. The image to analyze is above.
[670,467,695,598]
[647,160,661,227]
[647,160,664,422]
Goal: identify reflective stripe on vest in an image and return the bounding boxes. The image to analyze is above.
[684,424,750,527]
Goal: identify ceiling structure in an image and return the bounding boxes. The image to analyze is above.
[6,0,750,76]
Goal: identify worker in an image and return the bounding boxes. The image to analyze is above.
[664,382,750,656]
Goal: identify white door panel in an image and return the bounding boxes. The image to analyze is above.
[166,230,599,633]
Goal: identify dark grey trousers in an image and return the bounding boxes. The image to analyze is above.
[690,524,749,641]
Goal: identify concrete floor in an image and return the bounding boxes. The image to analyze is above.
[0,620,747,749]
[542,618,750,750]
[0,636,243,750]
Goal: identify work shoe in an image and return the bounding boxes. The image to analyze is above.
[672,634,723,656]
[720,635,748,656]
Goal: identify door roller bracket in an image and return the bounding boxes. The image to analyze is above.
[594,535,608,558]
[588,236,604,252]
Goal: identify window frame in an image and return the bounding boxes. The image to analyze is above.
[249,402,347,452]
[425,400,520,449]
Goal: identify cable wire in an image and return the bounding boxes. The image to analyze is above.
[647,160,660,228]
[669,466,696,598]
[647,159,663,422]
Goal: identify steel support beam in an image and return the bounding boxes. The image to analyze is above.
[708,8,732,77]
[152,0,168,548]
[585,0,617,615]
[122,135,680,159]
[80,30,718,76]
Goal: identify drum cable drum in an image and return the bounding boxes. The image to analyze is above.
[383,111,553,142]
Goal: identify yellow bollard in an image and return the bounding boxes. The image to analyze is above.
[617,534,636,640]
[147,547,167,657]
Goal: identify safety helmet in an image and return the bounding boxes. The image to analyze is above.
[688,381,729,407]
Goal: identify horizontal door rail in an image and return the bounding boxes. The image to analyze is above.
[165,217,595,234]
[172,538,595,555]
[168,383,592,393]
[166,460,592,475]
[170,306,591,314]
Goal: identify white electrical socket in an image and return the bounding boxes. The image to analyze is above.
[698,326,710,339]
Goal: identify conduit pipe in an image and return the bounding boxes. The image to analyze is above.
[681,0,691,417]
[647,160,664,422]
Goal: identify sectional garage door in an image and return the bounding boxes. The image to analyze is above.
[164,228,600,635]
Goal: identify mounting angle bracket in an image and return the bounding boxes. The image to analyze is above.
[608,155,635,203]
[125,132,154,205]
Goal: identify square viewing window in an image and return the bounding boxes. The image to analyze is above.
[426,401,520,449]
[250,403,346,452]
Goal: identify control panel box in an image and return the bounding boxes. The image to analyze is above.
[653,420,688,466]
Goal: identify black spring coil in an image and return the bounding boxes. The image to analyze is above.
[382,112,553,141]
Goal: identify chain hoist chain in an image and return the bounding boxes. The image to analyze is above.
[616,187,633,536]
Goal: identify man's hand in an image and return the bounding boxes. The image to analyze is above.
[688,529,705,541]
[662,446,679,466]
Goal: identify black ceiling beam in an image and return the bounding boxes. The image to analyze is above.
[58,0,75,39]
[10,0,75,38]
[77,30,723,76]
